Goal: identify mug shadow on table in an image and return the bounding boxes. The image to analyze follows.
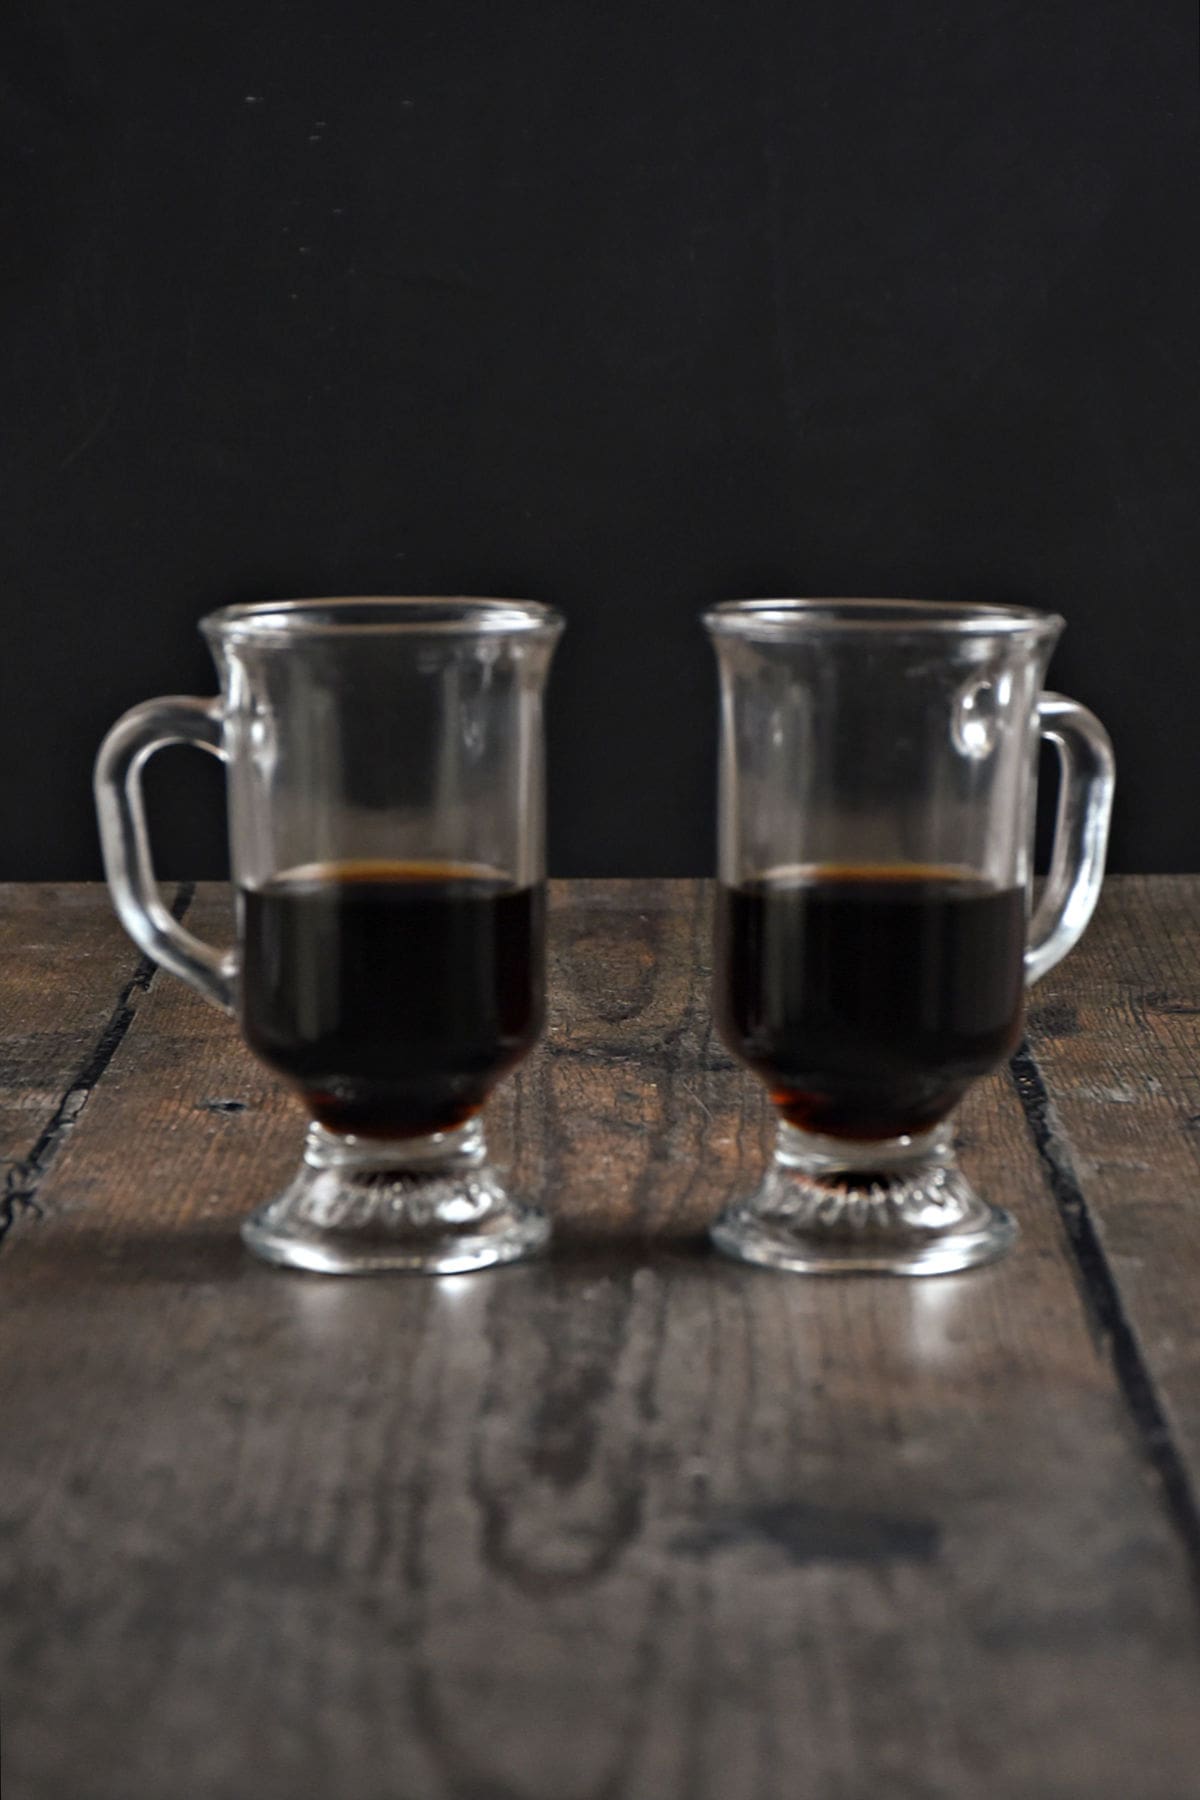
[0,1220,716,1289]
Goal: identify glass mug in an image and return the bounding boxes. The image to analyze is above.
[706,598,1114,1276]
[95,597,563,1275]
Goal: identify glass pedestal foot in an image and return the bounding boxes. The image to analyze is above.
[241,1118,549,1275]
[710,1121,1015,1276]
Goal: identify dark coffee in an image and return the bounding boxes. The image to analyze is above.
[715,865,1025,1140]
[239,861,544,1138]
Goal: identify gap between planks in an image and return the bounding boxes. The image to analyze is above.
[1009,1039,1200,1605]
[0,884,195,1247]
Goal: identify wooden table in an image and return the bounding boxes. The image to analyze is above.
[1,879,1198,1800]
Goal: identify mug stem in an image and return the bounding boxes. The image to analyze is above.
[710,1117,1015,1276]
[241,1116,549,1275]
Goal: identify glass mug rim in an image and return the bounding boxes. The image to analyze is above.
[201,595,564,644]
[704,597,1063,641]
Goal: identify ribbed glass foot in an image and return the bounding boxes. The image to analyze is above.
[241,1118,549,1275]
[711,1121,1015,1275]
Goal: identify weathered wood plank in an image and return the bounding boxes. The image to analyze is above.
[1025,875,1200,1543]
[0,881,1198,1800]
[0,885,158,1236]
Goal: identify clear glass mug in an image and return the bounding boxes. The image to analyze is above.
[706,598,1114,1275]
[95,597,563,1275]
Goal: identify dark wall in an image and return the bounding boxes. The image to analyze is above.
[2,0,1196,879]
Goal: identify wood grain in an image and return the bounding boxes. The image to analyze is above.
[0,884,166,1239]
[0,881,1198,1800]
[1025,875,1200,1539]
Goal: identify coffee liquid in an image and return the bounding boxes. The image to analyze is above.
[715,865,1025,1141]
[240,861,544,1138]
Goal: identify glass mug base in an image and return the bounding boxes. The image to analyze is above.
[710,1120,1016,1276]
[241,1117,549,1276]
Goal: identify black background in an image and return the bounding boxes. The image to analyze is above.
[2,0,1196,879]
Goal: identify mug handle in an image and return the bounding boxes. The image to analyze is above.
[94,697,238,1013]
[1025,693,1115,986]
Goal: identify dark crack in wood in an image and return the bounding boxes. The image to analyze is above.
[1009,1039,1200,1602]
[0,885,195,1246]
